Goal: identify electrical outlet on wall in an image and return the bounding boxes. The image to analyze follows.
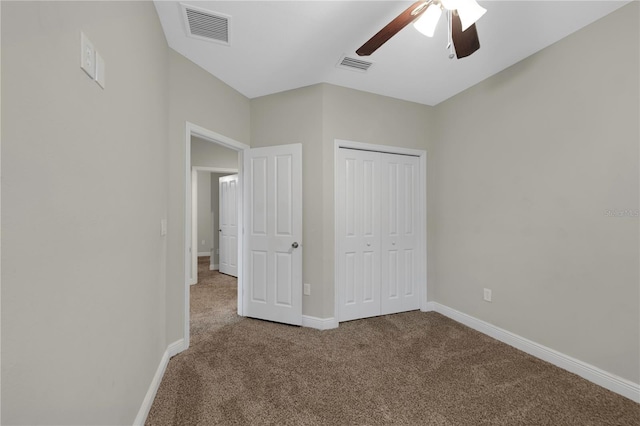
[483,288,492,302]
[303,283,311,296]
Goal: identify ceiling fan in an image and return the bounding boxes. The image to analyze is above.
[356,0,487,59]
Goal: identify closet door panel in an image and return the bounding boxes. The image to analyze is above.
[381,154,420,315]
[337,149,381,321]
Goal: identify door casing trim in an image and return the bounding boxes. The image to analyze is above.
[184,122,249,349]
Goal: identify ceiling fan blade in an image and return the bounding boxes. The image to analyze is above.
[451,13,480,59]
[356,1,428,57]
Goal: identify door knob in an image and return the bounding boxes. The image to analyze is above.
[292,242,299,249]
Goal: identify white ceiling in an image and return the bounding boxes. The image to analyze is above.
[154,0,630,106]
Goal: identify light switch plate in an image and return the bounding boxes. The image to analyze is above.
[95,51,105,89]
[80,32,96,79]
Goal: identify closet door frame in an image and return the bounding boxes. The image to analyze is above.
[334,139,428,323]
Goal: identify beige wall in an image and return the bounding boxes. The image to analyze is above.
[431,3,639,383]
[197,171,214,254]
[191,136,239,169]
[1,1,169,424]
[166,49,250,343]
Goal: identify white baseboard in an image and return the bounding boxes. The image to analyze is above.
[421,302,435,312]
[425,302,640,403]
[198,252,210,257]
[133,339,186,426]
[302,315,338,330]
[167,339,187,357]
[209,264,219,271]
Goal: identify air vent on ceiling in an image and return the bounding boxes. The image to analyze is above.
[181,3,230,45]
[337,55,373,73]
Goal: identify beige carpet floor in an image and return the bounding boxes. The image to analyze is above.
[146,258,639,425]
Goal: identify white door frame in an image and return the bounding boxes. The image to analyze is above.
[185,122,249,348]
[190,168,198,285]
[191,166,238,284]
[334,139,428,323]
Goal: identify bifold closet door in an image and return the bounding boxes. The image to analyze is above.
[336,148,381,322]
[380,154,420,314]
[337,147,422,322]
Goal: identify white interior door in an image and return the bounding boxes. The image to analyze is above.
[380,154,420,314]
[219,174,239,277]
[244,143,302,326]
[336,148,382,322]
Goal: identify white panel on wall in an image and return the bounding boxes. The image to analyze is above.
[388,162,399,236]
[388,250,398,299]
[405,249,414,296]
[251,157,268,235]
[364,160,375,237]
[363,251,374,302]
[275,155,293,236]
[346,158,356,237]
[346,253,356,305]
[229,179,237,226]
[275,252,292,306]
[404,164,415,235]
[251,251,267,303]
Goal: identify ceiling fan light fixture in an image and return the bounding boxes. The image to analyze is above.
[413,3,442,37]
[456,0,486,31]
[439,0,458,11]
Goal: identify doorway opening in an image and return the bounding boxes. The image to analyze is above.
[184,122,249,349]
[191,167,238,284]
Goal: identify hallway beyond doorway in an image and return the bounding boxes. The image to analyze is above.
[190,257,241,346]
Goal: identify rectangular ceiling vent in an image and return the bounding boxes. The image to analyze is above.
[337,55,373,73]
[181,3,230,46]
